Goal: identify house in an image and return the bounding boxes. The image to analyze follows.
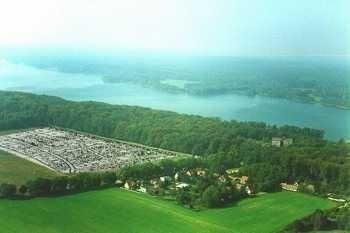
[174,172,180,181]
[124,180,137,190]
[186,171,192,176]
[281,182,298,192]
[160,176,172,183]
[197,169,206,176]
[150,179,159,188]
[272,137,282,147]
[240,176,249,185]
[176,182,189,190]
[245,186,252,195]
[137,186,147,193]
[272,137,293,147]
[233,176,248,188]
[124,182,130,190]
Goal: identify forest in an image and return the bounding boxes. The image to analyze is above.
[0,90,349,233]
[0,91,349,199]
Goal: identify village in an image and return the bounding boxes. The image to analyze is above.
[121,167,302,196]
[0,127,183,174]
[0,128,346,205]
[121,166,347,207]
[120,166,252,201]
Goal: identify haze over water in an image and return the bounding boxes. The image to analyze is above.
[0,59,349,140]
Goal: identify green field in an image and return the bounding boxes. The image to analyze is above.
[0,150,59,185]
[0,189,334,233]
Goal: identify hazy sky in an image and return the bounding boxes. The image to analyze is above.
[0,0,349,56]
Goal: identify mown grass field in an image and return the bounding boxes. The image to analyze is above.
[0,150,59,185]
[0,189,334,233]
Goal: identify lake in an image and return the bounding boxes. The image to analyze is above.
[0,59,349,140]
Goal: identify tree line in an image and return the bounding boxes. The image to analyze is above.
[281,207,350,232]
[0,172,118,199]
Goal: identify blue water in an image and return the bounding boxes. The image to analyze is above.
[0,60,349,140]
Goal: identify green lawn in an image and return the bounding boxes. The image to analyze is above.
[0,150,59,185]
[0,189,334,233]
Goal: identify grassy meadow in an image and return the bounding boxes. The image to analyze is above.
[0,189,334,233]
[0,150,59,185]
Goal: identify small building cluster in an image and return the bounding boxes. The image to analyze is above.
[121,167,253,197]
[272,137,293,147]
[0,128,183,173]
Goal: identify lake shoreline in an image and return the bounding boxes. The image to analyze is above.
[1,61,349,141]
[104,79,350,111]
